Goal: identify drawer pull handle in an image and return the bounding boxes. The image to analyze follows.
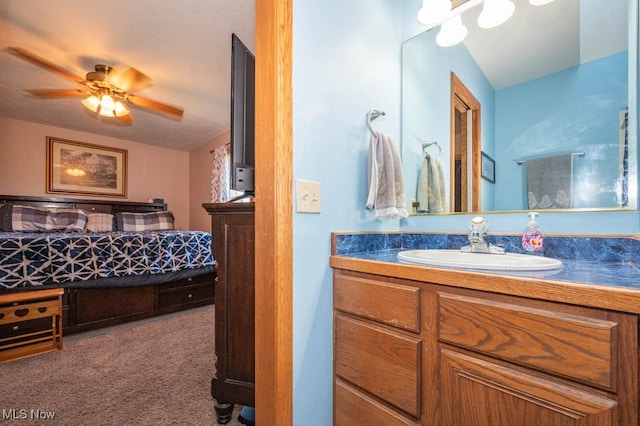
[15,308,29,317]
[38,307,48,313]
[0,313,4,320]
[188,277,193,282]
[12,325,19,331]
[188,293,193,298]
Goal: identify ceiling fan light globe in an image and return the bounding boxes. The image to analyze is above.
[478,0,515,29]
[114,101,130,117]
[81,95,100,113]
[100,94,115,111]
[98,108,115,117]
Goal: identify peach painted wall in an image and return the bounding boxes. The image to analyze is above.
[0,117,191,230]
[189,130,230,232]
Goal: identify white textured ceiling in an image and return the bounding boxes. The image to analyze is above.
[464,0,628,90]
[0,0,255,151]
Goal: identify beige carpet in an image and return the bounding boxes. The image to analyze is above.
[1,305,245,425]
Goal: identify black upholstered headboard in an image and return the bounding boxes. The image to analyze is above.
[0,194,167,214]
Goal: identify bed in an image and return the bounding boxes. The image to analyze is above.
[0,195,216,334]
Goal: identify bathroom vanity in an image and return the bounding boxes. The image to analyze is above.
[330,232,640,426]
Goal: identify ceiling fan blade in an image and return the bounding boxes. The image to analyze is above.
[127,94,184,117]
[116,113,133,124]
[107,67,152,92]
[9,47,85,84]
[25,89,88,98]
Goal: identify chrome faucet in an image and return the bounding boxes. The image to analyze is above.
[461,216,505,254]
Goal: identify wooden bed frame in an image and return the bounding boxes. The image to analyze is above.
[0,195,216,335]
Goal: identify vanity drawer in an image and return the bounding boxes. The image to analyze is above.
[335,313,422,418]
[335,379,420,426]
[334,272,420,332]
[437,292,617,390]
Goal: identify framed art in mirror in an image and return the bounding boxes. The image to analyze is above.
[46,137,127,198]
[481,152,495,184]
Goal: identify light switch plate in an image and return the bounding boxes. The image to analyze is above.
[296,180,321,213]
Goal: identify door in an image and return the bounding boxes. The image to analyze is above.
[440,347,616,426]
[450,73,481,213]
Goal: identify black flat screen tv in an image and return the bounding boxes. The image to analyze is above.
[229,33,255,201]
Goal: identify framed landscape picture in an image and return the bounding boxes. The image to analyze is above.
[47,137,127,197]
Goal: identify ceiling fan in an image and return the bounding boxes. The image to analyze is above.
[8,47,184,123]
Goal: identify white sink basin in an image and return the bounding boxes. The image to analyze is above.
[397,249,563,271]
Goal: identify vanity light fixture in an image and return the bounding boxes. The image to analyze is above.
[418,0,555,47]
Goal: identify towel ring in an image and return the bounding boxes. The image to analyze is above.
[367,108,385,133]
[421,140,442,158]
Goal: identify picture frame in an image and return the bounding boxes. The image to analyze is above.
[481,151,495,184]
[46,137,127,197]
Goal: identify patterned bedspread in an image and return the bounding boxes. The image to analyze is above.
[0,230,214,289]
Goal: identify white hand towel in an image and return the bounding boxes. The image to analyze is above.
[366,131,408,219]
[416,153,446,213]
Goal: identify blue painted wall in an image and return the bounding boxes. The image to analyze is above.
[292,0,402,423]
[290,0,640,424]
[494,53,629,210]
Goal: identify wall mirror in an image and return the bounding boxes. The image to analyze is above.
[402,0,637,215]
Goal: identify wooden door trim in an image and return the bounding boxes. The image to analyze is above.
[450,72,481,212]
[255,0,293,424]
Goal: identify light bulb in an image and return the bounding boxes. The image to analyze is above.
[81,95,100,112]
[436,15,468,47]
[478,0,515,29]
[418,0,452,26]
[100,95,115,111]
[114,101,130,117]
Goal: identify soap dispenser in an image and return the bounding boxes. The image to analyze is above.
[522,212,544,253]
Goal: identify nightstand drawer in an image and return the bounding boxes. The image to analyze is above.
[0,299,60,325]
[0,289,63,363]
[0,317,53,339]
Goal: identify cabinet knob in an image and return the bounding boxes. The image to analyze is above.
[12,325,19,331]
[188,277,193,282]
[188,293,193,298]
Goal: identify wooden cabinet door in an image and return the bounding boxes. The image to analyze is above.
[440,347,617,426]
[209,204,255,407]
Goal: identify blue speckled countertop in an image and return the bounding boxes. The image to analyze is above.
[333,233,640,291]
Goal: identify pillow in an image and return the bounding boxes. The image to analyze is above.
[116,211,175,232]
[86,213,115,233]
[50,208,88,232]
[7,205,88,232]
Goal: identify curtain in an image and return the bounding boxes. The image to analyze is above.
[210,145,230,202]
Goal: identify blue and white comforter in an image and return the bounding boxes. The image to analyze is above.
[0,230,214,289]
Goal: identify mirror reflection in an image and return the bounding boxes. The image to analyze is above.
[402,0,637,215]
